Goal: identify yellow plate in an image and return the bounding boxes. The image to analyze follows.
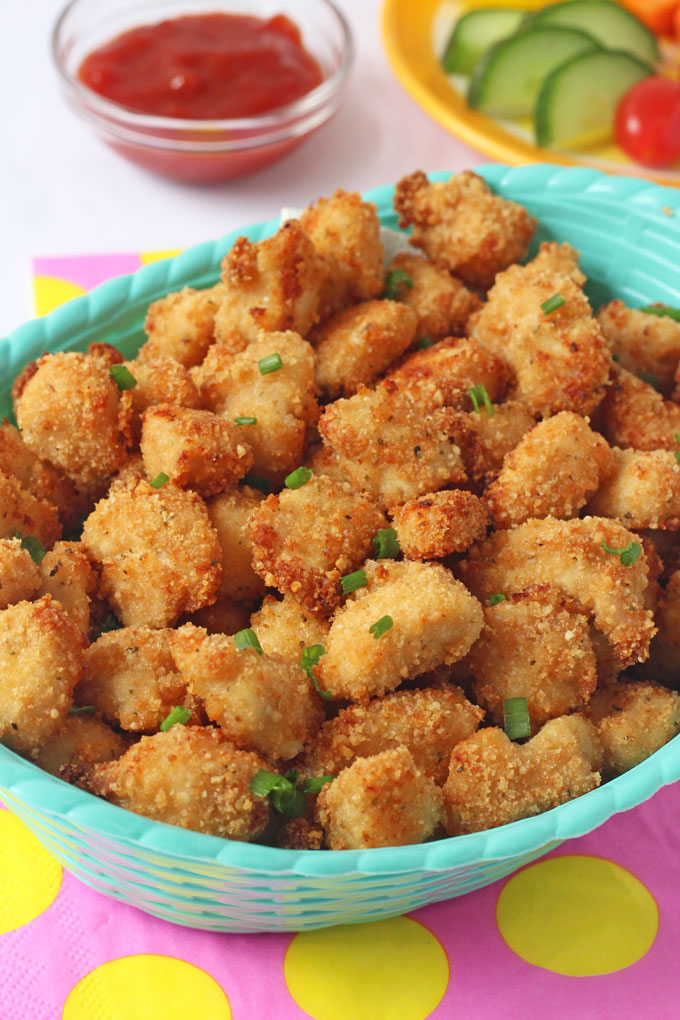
[381,0,680,187]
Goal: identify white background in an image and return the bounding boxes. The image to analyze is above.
[0,0,485,338]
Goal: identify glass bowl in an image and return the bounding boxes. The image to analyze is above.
[52,0,354,183]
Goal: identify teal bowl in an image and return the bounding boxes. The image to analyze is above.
[2,164,680,932]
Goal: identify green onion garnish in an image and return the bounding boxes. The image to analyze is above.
[109,365,137,391]
[13,530,47,564]
[340,569,367,595]
[248,769,311,817]
[159,706,192,732]
[94,612,122,640]
[601,539,642,566]
[468,383,494,416]
[383,268,414,301]
[487,593,506,606]
[285,466,313,490]
[242,474,271,494]
[541,293,566,316]
[234,416,257,425]
[372,527,401,560]
[258,353,283,375]
[149,472,169,489]
[639,372,659,389]
[68,705,97,716]
[369,615,393,639]
[300,644,332,700]
[639,305,680,322]
[301,776,335,795]
[234,628,263,654]
[504,697,531,740]
[415,335,434,350]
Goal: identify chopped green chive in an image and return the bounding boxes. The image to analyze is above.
[541,293,566,316]
[13,530,46,564]
[248,768,332,817]
[159,706,192,732]
[94,612,122,639]
[301,644,332,700]
[340,568,367,595]
[301,775,335,795]
[383,268,414,301]
[601,539,642,566]
[372,527,401,560]
[285,466,313,490]
[242,474,271,494]
[149,472,169,489]
[639,305,680,322]
[369,615,393,639]
[68,705,97,716]
[487,593,506,606]
[639,372,659,389]
[468,383,494,416]
[234,628,263,654]
[234,416,257,426]
[258,353,283,375]
[504,697,531,740]
[109,364,137,391]
[415,335,434,350]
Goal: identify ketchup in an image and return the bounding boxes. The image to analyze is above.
[78,13,324,119]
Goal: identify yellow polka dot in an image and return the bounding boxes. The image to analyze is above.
[33,275,87,316]
[139,249,184,265]
[63,955,231,1020]
[284,916,448,1020]
[0,812,62,934]
[496,854,658,976]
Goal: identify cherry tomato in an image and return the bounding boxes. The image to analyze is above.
[614,76,680,169]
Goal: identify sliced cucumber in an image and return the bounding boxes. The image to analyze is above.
[529,1,659,66]
[468,26,600,118]
[535,48,652,149]
[442,9,526,76]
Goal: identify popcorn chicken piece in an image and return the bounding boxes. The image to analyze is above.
[316,747,443,849]
[0,471,61,548]
[249,475,387,615]
[171,624,324,761]
[598,365,680,452]
[0,420,82,530]
[459,516,657,668]
[0,595,86,756]
[79,627,189,732]
[206,487,265,601]
[15,351,132,492]
[122,355,201,439]
[465,399,536,477]
[306,442,354,486]
[37,541,95,635]
[82,480,221,628]
[250,594,330,664]
[598,299,680,395]
[90,726,271,840]
[318,559,483,701]
[180,597,252,636]
[0,538,40,610]
[486,411,613,528]
[468,584,597,731]
[299,684,483,785]
[588,447,680,530]
[311,300,417,398]
[139,283,224,367]
[385,337,512,409]
[587,681,680,778]
[319,382,471,506]
[140,404,253,497]
[442,715,601,834]
[34,713,128,777]
[393,170,536,289]
[468,243,611,418]
[387,253,482,341]
[648,570,680,680]
[194,331,317,484]
[390,490,490,559]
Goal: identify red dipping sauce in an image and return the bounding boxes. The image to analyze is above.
[78,12,324,120]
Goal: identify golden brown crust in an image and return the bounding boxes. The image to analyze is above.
[139,283,223,368]
[0,538,41,610]
[385,337,512,410]
[0,419,82,530]
[388,252,482,341]
[390,489,490,559]
[37,541,95,635]
[0,470,62,548]
[598,299,680,394]
[250,594,330,663]
[34,713,128,777]
[206,486,266,601]
[588,447,680,530]
[123,355,201,440]
[586,681,680,778]
[598,365,680,451]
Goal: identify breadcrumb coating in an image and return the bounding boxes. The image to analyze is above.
[316,747,444,849]
[139,284,223,368]
[0,538,40,610]
[390,490,490,560]
[393,170,536,289]
[33,713,128,777]
[597,365,680,452]
[122,355,201,439]
[206,486,265,601]
[387,253,482,341]
[385,337,512,410]
[648,570,680,681]
[598,299,680,394]
[465,399,536,480]
[588,447,680,530]
[0,420,81,530]
[37,541,95,635]
[250,595,330,664]
[587,681,680,778]
[0,470,62,548]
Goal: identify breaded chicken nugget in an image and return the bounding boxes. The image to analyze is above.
[394,170,536,289]
[0,420,82,530]
[317,559,483,701]
[0,471,61,548]
[316,747,443,849]
[387,253,482,341]
[180,597,252,636]
[486,411,613,527]
[82,480,221,628]
[79,627,190,732]
[250,595,330,664]
[588,447,680,530]
[465,399,536,479]
[587,681,680,778]
[385,337,512,410]
[171,625,324,761]
[597,365,680,452]
[0,538,40,610]
[459,516,657,668]
[140,404,253,496]
[468,584,597,731]
[90,725,271,840]
[306,442,354,486]
[15,351,132,493]
[648,570,680,680]
[249,475,387,615]
[138,283,223,368]
[122,355,201,439]
[299,684,483,785]
[0,595,86,756]
[194,331,317,484]
[319,382,471,506]
[206,486,265,601]
[390,489,490,559]
[443,715,601,834]
[310,299,417,398]
[598,299,680,394]
[37,541,95,635]
[34,713,128,778]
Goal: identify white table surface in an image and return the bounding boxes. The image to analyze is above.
[0,0,486,339]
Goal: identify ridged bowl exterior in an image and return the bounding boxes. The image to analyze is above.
[1,164,679,932]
